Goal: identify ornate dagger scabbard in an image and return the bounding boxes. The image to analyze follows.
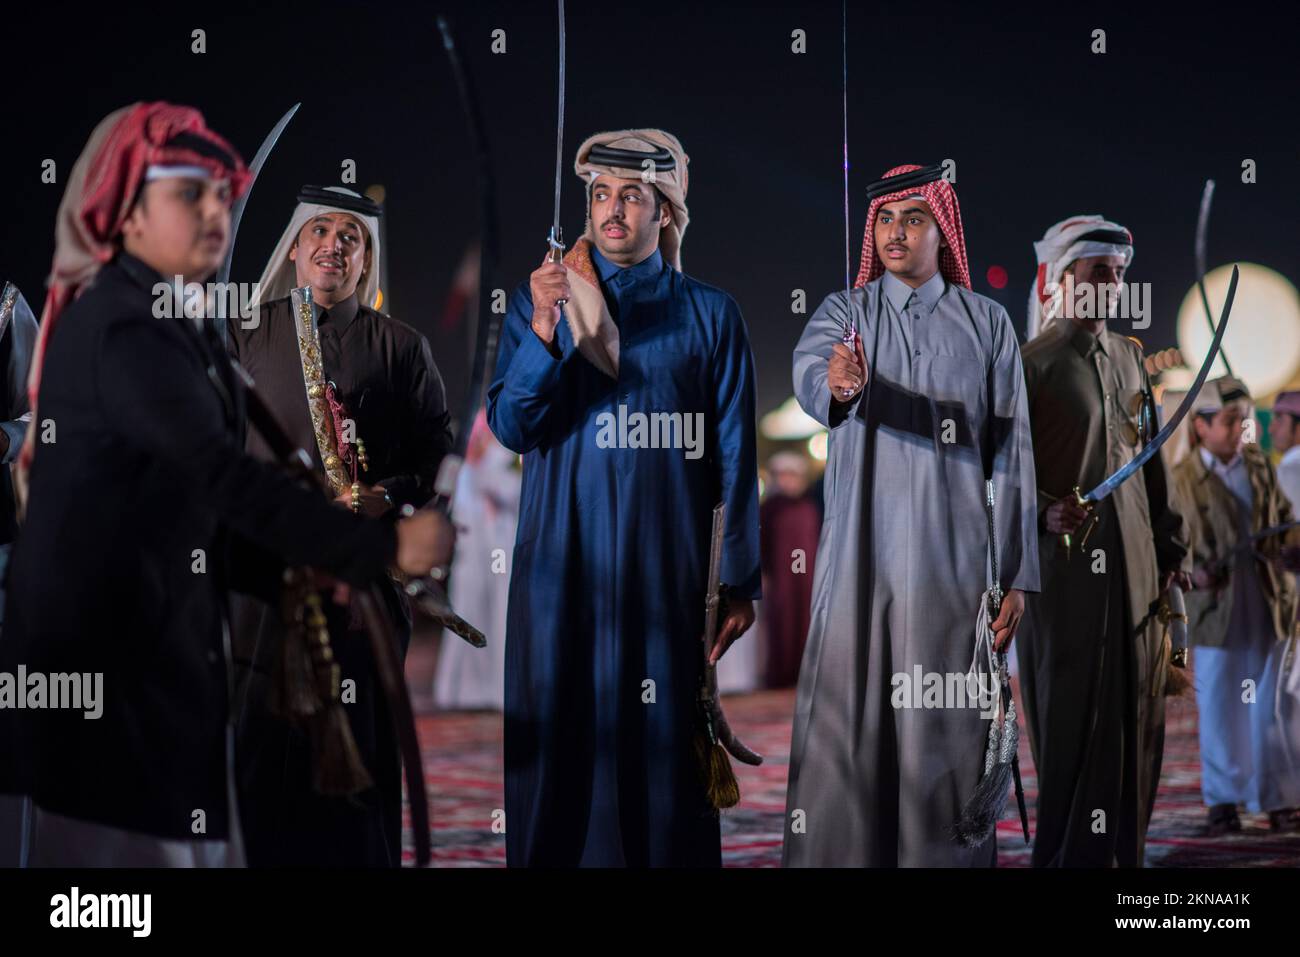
[289,286,369,511]
[290,287,350,497]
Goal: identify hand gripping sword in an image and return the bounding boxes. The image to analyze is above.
[548,0,568,299]
[836,0,859,393]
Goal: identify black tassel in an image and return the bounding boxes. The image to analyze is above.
[951,762,1013,848]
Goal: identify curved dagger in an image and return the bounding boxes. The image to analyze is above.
[702,504,762,767]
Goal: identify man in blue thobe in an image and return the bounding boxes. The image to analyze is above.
[487,128,760,867]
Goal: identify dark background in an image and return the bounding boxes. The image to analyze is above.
[3,0,1295,421]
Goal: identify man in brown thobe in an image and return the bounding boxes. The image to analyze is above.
[1018,216,1189,867]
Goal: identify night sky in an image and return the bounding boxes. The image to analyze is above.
[4,1,1296,421]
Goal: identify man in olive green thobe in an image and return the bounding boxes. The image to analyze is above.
[1019,216,1189,867]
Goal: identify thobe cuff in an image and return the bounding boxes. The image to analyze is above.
[1035,491,1053,534]
[826,392,863,430]
[1007,571,1040,594]
[513,317,574,394]
[373,476,423,511]
[723,567,761,602]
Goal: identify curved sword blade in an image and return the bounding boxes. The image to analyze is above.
[407,15,506,643]
[1083,264,1239,503]
[216,103,301,290]
[432,14,503,503]
[355,587,433,867]
[1252,519,1300,543]
[1195,179,1234,376]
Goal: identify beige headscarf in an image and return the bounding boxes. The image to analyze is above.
[573,129,689,271]
[1028,215,1133,340]
[251,187,382,311]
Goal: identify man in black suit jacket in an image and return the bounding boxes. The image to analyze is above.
[0,102,451,866]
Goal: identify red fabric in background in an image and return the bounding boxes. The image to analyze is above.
[759,493,821,688]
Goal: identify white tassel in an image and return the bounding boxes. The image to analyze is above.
[968,589,1002,732]
[952,590,1017,847]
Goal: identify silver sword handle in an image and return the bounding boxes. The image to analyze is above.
[548,227,567,307]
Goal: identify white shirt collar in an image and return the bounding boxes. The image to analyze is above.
[1199,446,1243,473]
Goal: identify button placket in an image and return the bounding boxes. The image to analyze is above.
[1094,351,1114,444]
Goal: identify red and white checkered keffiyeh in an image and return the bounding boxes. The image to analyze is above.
[854,164,970,290]
[17,102,249,484]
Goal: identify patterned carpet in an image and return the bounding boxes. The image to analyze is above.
[407,685,1300,867]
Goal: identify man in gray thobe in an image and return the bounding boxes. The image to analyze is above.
[1018,216,1189,866]
[783,165,1039,867]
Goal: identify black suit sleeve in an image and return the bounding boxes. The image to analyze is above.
[223,530,286,603]
[374,333,452,510]
[97,316,396,585]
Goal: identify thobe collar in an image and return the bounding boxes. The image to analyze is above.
[882,269,945,317]
[1064,319,1110,359]
[590,244,665,289]
[316,292,359,335]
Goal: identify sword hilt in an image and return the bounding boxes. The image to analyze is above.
[984,478,1003,622]
[547,227,567,306]
[1060,485,1094,557]
[839,324,861,400]
[1163,582,1190,668]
